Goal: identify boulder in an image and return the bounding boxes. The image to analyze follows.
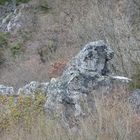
[18,81,49,96]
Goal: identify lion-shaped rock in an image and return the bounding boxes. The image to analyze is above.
[44,40,121,126]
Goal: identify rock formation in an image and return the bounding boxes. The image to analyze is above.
[43,40,132,126]
[0,40,139,127]
[0,3,35,32]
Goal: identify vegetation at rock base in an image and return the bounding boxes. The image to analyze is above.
[0,88,140,140]
[0,91,46,133]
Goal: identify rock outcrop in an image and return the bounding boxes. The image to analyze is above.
[0,40,139,127]
[0,3,35,32]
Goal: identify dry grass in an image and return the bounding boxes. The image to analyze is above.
[0,86,140,140]
[48,59,68,79]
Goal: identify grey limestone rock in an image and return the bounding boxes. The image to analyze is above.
[44,40,119,125]
[0,4,35,32]
[18,81,49,96]
[0,84,14,95]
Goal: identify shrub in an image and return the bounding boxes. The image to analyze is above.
[10,42,22,56]
[37,42,57,63]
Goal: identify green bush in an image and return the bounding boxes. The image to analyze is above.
[10,43,22,56]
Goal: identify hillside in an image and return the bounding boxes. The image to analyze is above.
[0,0,139,89]
[0,1,140,139]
